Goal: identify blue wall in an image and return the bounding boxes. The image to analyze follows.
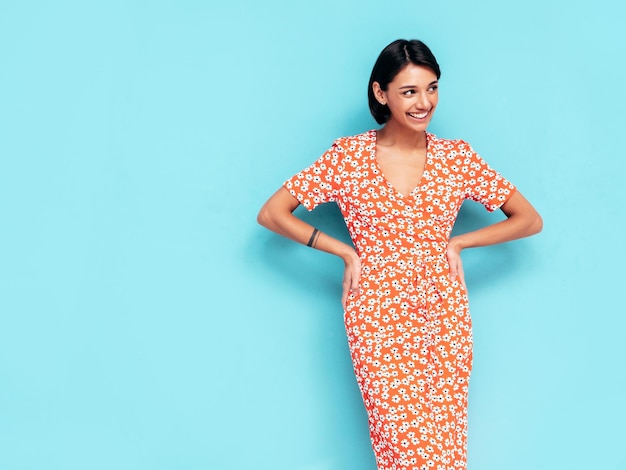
[1,1,625,469]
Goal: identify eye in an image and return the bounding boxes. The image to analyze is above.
[402,89,416,96]
[428,85,439,93]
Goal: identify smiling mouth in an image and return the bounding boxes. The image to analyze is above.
[408,111,429,119]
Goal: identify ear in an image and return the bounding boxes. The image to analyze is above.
[372,81,387,106]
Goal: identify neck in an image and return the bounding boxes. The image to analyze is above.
[377,122,427,149]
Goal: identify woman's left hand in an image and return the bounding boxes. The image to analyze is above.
[446,238,466,289]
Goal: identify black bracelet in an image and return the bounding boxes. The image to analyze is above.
[306,228,319,247]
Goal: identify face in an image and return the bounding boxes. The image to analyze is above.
[373,64,439,132]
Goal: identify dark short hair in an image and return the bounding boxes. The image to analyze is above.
[368,39,441,125]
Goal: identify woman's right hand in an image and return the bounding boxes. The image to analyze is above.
[341,250,361,308]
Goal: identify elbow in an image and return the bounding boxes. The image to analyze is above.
[529,212,543,236]
[257,204,271,229]
[257,200,282,230]
[257,187,300,230]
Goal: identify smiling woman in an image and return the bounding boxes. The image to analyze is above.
[257,39,542,470]
[372,65,439,198]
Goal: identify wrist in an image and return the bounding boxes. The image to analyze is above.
[448,236,465,252]
[339,244,359,264]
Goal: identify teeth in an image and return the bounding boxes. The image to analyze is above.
[409,112,428,119]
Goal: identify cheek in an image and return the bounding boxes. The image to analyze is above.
[387,100,404,114]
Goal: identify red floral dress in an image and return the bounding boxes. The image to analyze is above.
[284,130,516,470]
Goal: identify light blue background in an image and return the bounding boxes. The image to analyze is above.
[1,1,624,469]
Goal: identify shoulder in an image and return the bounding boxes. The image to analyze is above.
[428,134,483,179]
[428,133,477,162]
[331,130,376,152]
[321,130,376,171]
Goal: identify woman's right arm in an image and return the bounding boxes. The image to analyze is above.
[257,187,361,307]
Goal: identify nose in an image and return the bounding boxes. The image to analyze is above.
[415,91,430,109]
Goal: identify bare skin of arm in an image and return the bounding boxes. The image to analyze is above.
[446,190,543,288]
[257,187,361,307]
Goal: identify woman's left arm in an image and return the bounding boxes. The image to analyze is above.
[446,190,543,287]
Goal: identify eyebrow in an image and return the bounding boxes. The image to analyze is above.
[398,81,439,89]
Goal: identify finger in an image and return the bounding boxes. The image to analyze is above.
[342,286,355,306]
[454,257,466,288]
[342,280,358,308]
[448,261,458,281]
[341,279,351,308]
[352,259,362,291]
[351,273,360,293]
[446,253,456,280]
[456,267,465,288]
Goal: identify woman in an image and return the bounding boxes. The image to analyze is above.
[257,39,542,470]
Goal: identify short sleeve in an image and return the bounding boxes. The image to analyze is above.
[461,141,517,212]
[283,140,343,211]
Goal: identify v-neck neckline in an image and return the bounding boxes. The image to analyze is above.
[370,129,431,199]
